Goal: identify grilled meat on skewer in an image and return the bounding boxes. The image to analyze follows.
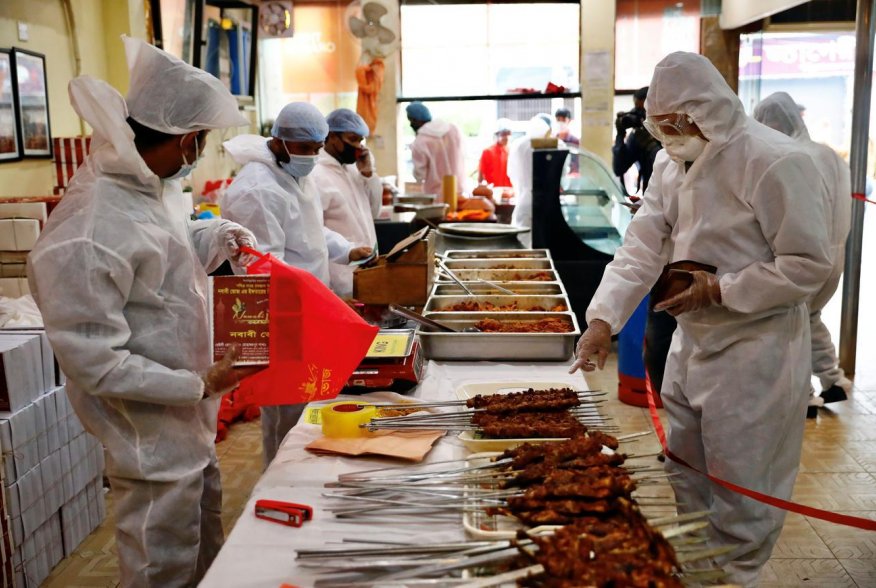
[466,388,581,413]
[475,412,588,438]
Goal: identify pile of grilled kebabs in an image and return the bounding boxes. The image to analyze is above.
[365,387,614,438]
[307,389,716,586]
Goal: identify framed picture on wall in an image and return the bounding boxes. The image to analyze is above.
[11,48,52,158]
[0,50,21,162]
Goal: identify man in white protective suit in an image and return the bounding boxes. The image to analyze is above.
[753,91,853,417]
[311,108,382,298]
[570,53,833,587]
[508,114,552,232]
[27,37,259,587]
[406,101,467,199]
[220,102,372,467]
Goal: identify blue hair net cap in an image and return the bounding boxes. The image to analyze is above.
[326,108,370,137]
[271,102,329,142]
[405,102,432,123]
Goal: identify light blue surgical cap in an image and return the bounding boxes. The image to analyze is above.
[405,102,432,123]
[326,108,370,137]
[271,102,329,142]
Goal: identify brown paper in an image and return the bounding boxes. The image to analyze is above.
[305,429,444,462]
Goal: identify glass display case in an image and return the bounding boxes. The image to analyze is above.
[530,147,633,326]
[558,149,633,256]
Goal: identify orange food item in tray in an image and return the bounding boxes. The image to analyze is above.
[499,271,554,281]
[444,301,568,312]
[474,317,574,333]
[445,209,493,222]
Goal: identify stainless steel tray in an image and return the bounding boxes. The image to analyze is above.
[424,295,570,313]
[431,282,566,296]
[443,258,553,271]
[443,248,551,260]
[435,269,559,283]
[418,312,580,361]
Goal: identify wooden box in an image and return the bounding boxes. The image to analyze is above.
[353,230,435,306]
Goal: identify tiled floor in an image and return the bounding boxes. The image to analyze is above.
[41,420,264,587]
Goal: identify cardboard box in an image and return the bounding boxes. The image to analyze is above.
[0,334,43,412]
[0,402,39,482]
[12,219,40,251]
[0,264,25,278]
[33,397,47,461]
[0,202,47,224]
[7,465,46,537]
[1,331,57,397]
[41,450,63,515]
[0,219,40,252]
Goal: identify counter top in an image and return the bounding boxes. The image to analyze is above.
[199,360,586,588]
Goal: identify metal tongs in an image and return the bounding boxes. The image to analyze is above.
[389,304,480,333]
[436,259,474,295]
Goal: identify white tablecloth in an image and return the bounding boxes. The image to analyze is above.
[199,360,587,588]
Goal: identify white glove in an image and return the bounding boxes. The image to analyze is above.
[569,319,612,374]
[222,223,257,266]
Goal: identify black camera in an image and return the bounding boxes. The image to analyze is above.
[617,109,645,131]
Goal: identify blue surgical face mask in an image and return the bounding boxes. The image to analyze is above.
[167,135,200,180]
[280,141,317,177]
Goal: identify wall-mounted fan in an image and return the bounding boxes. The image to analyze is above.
[259,1,294,38]
[346,1,398,60]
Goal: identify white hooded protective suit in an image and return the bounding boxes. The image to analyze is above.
[27,37,250,588]
[220,135,352,284]
[410,119,466,198]
[311,149,381,298]
[508,117,552,230]
[220,135,353,465]
[586,53,833,586]
[753,91,852,392]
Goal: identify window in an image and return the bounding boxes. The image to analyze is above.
[397,1,582,188]
[400,2,580,98]
[614,0,701,92]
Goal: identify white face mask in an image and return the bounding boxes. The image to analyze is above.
[663,135,708,163]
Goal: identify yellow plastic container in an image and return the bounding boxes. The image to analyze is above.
[442,175,457,212]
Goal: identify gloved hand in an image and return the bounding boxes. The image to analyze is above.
[568,319,612,374]
[222,223,257,266]
[355,147,374,177]
[201,345,242,398]
[201,345,266,399]
[349,246,374,263]
[653,271,721,316]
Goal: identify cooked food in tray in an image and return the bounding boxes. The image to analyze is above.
[473,411,589,438]
[474,317,574,333]
[465,387,582,412]
[506,271,554,281]
[364,387,612,439]
[522,511,683,587]
[443,300,568,312]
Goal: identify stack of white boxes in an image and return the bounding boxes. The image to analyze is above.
[0,331,105,587]
[0,202,46,298]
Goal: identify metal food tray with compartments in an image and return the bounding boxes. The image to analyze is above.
[424,295,570,314]
[442,258,554,271]
[430,282,567,297]
[435,268,559,283]
[442,248,551,260]
[417,311,580,361]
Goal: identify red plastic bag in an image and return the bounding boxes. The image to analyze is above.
[240,248,379,406]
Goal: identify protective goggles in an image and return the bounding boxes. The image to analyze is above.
[643,113,700,142]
